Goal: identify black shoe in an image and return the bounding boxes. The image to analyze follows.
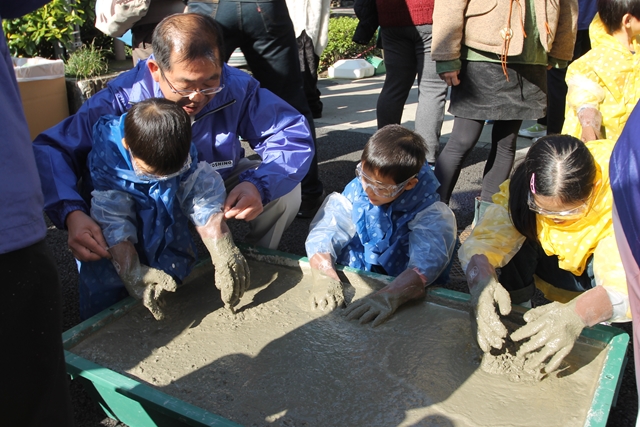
[312,110,322,119]
[297,190,326,218]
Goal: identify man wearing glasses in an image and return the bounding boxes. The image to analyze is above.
[33,13,314,317]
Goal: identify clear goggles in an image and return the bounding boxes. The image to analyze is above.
[355,162,415,199]
[130,151,193,181]
[527,192,590,221]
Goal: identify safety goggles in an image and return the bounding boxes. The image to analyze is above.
[527,192,590,221]
[159,66,224,98]
[355,162,415,199]
[130,151,193,181]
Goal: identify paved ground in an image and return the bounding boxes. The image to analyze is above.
[55,74,637,426]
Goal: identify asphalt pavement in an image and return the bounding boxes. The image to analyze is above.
[52,73,637,426]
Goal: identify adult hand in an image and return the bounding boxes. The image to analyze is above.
[109,241,178,320]
[344,269,425,327]
[511,286,612,374]
[439,70,460,86]
[467,254,512,352]
[66,210,111,262]
[203,233,250,312]
[223,181,263,221]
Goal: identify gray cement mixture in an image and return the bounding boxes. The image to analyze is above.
[70,257,610,427]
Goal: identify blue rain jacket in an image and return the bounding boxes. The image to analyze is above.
[306,164,457,281]
[32,58,314,230]
[89,114,226,278]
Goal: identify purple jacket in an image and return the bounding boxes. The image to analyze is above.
[33,59,314,229]
[0,1,51,254]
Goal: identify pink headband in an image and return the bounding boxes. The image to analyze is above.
[530,173,536,194]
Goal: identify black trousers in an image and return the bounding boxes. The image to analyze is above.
[499,239,595,304]
[1,240,74,426]
[214,0,324,199]
[537,29,592,134]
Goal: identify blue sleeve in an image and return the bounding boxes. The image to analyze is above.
[407,202,458,284]
[235,81,314,203]
[32,84,129,229]
[305,193,356,260]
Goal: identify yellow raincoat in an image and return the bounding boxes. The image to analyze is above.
[458,139,630,320]
[562,14,640,142]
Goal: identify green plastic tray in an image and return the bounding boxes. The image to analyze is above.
[63,246,629,427]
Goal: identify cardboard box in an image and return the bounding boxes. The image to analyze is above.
[13,58,69,140]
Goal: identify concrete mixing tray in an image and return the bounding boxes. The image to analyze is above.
[63,246,629,427]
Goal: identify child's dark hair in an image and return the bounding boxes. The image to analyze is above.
[124,98,192,176]
[598,0,640,33]
[361,124,426,183]
[509,135,596,242]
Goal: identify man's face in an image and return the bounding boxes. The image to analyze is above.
[148,54,222,117]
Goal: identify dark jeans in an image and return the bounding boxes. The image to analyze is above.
[435,118,521,204]
[377,24,448,164]
[537,29,592,134]
[499,239,595,304]
[297,30,323,116]
[213,0,324,199]
[1,240,74,426]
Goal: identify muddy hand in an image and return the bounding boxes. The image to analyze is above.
[343,292,401,327]
[204,234,250,312]
[109,241,177,320]
[511,299,585,374]
[466,255,511,352]
[310,268,345,311]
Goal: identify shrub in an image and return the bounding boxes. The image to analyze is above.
[65,41,108,79]
[2,0,113,59]
[319,16,380,73]
[2,0,85,58]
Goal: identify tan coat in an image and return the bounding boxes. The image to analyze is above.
[432,0,578,63]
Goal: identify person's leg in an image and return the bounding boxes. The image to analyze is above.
[224,158,301,249]
[207,1,241,61]
[545,67,568,135]
[130,23,157,66]
[297,31,323,118]
[376,26,417,129]
[499,239,592,304]
[545,28,591,135]
[236,1,324,210]
[434,117,484,204]
[2,240,74,426]
[480,120,521,202]
[247,183,301,249]
[414,24,448,165]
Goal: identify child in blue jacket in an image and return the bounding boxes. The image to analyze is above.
[306,125,457,326]
[81,98,249,320]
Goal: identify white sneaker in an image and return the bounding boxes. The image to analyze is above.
[518,123,547,138]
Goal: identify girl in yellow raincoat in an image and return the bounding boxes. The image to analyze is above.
[458,135,629,376]
[562,1,640,142]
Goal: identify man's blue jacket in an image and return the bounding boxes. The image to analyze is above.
[33,58,314,229]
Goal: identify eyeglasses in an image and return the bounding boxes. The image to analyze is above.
[355,162,416,199]
[159,67,224,98]
[527,192,590,221]
[130,150,193,181]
